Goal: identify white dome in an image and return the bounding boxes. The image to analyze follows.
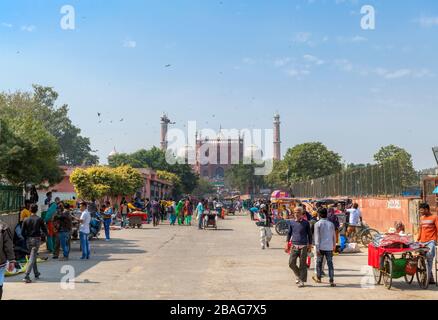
[108,147,118,157]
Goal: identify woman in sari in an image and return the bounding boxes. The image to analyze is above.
[184,199,193,226]
[176,200,185,225]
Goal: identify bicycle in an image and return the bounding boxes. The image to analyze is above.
[342,221,380,246]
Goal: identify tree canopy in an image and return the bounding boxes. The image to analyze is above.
[0,111,62,187]
[108,147,198,195]
[374,145,418,187]
[70,165,143,201]
[225,162,265,194]
[0,85,98,166]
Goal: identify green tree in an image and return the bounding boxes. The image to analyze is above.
[225,162,265,194]
[0,116,62,187]
[108,147,198,195]
[192,178,216,198]
[0,85,98,166]
[264,160,290,189]
[70,165,143,201]
[284,142,343,182]
[374,145,418,187]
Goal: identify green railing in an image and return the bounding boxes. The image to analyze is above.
[0,185,23,213]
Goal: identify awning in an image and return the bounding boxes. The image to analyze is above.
[433,186,438,194]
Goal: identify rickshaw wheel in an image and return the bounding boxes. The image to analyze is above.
[382,254,393,290]
[416,255,430,290]
[275,220,289,236]
[373,268,382,285]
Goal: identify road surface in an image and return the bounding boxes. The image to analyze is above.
[4,214,438,300]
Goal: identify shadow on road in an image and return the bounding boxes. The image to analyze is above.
[6,237,145,284]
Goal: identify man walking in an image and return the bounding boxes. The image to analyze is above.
[78,201,91,260]
[258,205,272,250]
[0,221,16,299]
[285,207,312,288]
[151,198,161,227]
[22,204,48,283]
[53,202,73,260]
[197,199,205,230]
[417,203,438,284]
[312,208,337,287]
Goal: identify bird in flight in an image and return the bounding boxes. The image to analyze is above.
[165,64,172,68]
[97,113,101,117]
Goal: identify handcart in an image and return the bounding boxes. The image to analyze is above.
[127,211,148,229]
[203,210,218,230]
[368,244,430,290]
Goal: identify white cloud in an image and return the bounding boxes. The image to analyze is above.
[303,54,324,65]
[416,16,438,28]
[383,69,412,79]
[242,57,256,65]
[274,57,291,67]
[337,35,368,43]
[2,22,12,28]
[21,25,36,32]
[292,32,313,45]
[286,68,311,78]
[123,40,137,48]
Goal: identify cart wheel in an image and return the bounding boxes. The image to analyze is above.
[382,254,393,290]
[436,248,438,287]
[373,268,382,285]
[416,255,430,290]
[404,252,415,284]
[137,224,142,229]
[275,221,289,236]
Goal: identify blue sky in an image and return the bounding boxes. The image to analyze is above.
[1,0,438,169]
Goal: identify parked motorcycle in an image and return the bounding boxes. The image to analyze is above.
[89,212,103,240]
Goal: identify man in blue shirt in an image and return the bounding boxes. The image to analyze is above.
[196,200,205,230]
[312,208,337,287]
[285,207,312,288]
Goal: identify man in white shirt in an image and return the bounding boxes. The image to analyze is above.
[78,201,91,260]
[346,203,362,237]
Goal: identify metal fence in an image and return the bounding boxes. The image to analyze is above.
[0,185,23,213]
[291,159,420,199]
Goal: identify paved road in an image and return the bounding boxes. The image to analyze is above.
[4,215,438,300]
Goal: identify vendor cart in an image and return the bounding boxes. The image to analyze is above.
[127,211,147,229]
[203,210,218,230]
[368,244,430,290]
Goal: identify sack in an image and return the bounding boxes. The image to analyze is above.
[342,243,361,253]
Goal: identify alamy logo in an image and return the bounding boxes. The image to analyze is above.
[60,5,76,30]
[361,5,376,30]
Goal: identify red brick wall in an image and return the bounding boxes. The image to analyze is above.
[352,197,416,234]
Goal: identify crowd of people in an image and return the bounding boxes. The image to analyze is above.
[248,199,367,288]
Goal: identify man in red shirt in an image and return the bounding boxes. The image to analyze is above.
[417,203,438,284]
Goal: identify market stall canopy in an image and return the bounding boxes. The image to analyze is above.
[271,190,290,199]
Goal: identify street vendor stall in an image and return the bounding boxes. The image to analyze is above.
[127,211,148,228]
[368,233,430,290]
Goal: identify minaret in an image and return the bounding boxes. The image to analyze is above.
[273,112,281,161]
[160,113,172,151]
